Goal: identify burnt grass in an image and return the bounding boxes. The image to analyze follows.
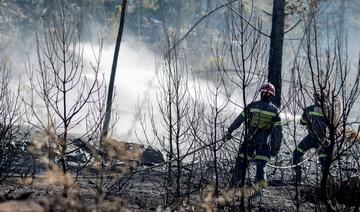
[0,159,359,211]
[0,167,304,211]
[0,138,360,211]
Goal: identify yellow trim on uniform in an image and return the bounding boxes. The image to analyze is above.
[274,121,282,126]
[250,108,277,117]
[239,154,269,161]
[296,147,305,153]
[255,155,270,161]
[318,154,327,158]
[300,117,309,124]
[309,111,324,117]
[239,153,247,158]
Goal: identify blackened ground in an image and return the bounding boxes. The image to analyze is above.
[1,161,360,211]
[1,135,360,211]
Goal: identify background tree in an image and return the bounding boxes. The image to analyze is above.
[135,41,203,207]
[199,55,232,209]
[102,0,127,137]
[24,1,104,197]
[268,0,286,107]
[0,60,29,183]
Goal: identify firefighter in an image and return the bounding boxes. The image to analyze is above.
[225,83,283,187]
[292,90,328,183]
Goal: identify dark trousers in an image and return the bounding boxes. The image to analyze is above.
[231,142,270,187]
[292,134,327,181]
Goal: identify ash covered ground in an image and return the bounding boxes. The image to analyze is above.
[0,151,357,211]
[0,165,314,211]
[0,126,360,211]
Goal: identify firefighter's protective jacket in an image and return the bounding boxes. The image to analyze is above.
[300,105,327,137]
[228,100,283,155]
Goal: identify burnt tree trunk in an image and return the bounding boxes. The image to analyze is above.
[102,0,127,137]
[268,0,285,107]
[338,0,345,49]
[175,0,182,38]
[320,126,336,212]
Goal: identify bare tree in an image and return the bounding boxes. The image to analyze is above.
[23,1,104,197]
[0,60,29,182]
[135,39,203,207]
[295,18,360,210]
[219,1,268,210]
[198,51,232,209]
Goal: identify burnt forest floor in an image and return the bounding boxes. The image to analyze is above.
[0,164,325,211]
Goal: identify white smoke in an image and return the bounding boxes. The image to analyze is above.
[87,37,159,141]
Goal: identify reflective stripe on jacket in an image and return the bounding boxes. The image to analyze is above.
[300,105,327,137]
[228,100,282,149]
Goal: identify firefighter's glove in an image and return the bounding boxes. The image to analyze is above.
[224,132,233,141]
[270,147,280,157]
